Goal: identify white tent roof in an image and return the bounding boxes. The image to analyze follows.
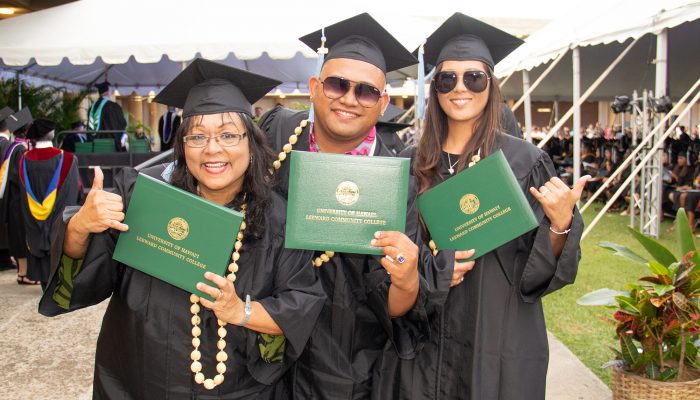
[0,0,450,94]
[496,0,700,76]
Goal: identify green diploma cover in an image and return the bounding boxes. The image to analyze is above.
[418,150,538,260]
[285,151,409,255]
[113,174,243,301]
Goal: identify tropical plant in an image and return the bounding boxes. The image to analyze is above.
[0,78,88,133]
[578,208,700,382]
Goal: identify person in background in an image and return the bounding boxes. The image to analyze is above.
[2,108,35,284]
[19,118,82,289]
[157,106,181,151]
[86,81,128,151]
[253,106,264,123]
[60,121,88,153]
[0,106,18,271]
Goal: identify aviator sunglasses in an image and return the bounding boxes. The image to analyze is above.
[320,76,383,108]
[434,70,491,94]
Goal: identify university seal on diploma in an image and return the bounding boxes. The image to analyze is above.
[418,150,538,261]
[285,151,409,255]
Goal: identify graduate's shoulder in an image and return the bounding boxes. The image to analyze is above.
[494,132,549,180]
[398,144,416,159]
[111,163,169,197]
[258,105,309,136]
[263,190,292,241]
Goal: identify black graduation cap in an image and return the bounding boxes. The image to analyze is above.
[378,103,412,130]
[27,118,55,140]
[299,13,417,73]
[420,12,524,72]
[0,106,14,123]
[154,58,281,119]
[5,108,33,133]
[95,81,110,94]
[381,103,408,123]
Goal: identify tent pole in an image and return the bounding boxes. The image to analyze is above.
[580,75,700,212]
[582,89,700,240]
[16,70,22,109]
[523,70,533,142]
[572,47,581,184]
[511,50,567,112]
[656,29,668,99]
[498,71,514,89]
[537,36,641,150]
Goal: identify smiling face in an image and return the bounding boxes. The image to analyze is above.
[308,58,388,149]
[436,60,490,127]
[183,113,249,204]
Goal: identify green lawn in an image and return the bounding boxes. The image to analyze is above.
[544,207,683,386]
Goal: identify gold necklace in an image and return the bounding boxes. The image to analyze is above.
[431,150,482,256]
[271,118,334,268]
[189,203,247,390]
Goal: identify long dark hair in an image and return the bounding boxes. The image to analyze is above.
[415,63,503,195]
[170,112,275,238]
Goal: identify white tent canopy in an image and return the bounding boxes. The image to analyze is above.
[495,0,700,101]
[0,0,451,95]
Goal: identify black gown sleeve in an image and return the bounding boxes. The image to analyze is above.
[364,177,434,359]
[519,153,583,302]
[255,235,324,362]
[38,168,138,316]
[398,145,456,309]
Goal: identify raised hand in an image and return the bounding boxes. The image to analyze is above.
[529,175,590,231]
[74,167,128,233]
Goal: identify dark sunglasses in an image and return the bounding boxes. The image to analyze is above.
[320,76,383,108]
[434,71,491,94]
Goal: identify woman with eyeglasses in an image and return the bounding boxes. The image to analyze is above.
[38,59,325,399]
[378,14,589,400]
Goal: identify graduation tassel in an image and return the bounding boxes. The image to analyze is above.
[308,28,327,123]
[417,41,427,121]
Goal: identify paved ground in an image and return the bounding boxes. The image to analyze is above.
[0,269,611,399]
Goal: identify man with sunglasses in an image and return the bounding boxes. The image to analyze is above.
[259,13,439,399]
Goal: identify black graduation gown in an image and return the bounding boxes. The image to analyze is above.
[60,133,87,153]
[90,97,127,151]
[500,105,522,139]
[38,164,326,400]
[19,147,81,283]
[4,141,29,258]
[259,106,434,399]
[0,135,11,248]
[378,133,583,400]
[97,98,127,132]
[158,111,182,152]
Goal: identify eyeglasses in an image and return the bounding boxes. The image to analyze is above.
[320,76,383,108]
[434,71,491,94]
[183,132,247,148]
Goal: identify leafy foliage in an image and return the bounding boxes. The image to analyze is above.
[0,78,88,133]
[577,208,700,381]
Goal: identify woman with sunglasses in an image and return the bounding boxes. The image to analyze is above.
[38,59,325,399]
[378,14,589,400]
